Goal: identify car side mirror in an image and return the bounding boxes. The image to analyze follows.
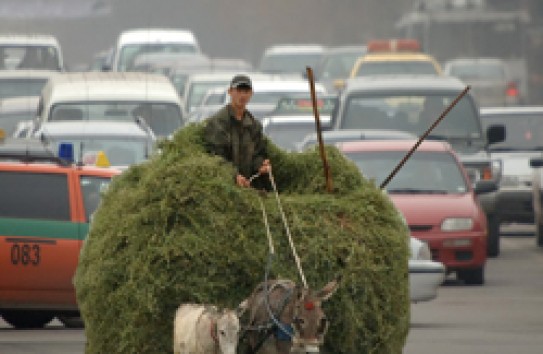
[530,157,543,168]
[474,180,498,195]
[487,124,506,145]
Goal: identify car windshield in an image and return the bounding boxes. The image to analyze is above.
[482,112,543,151]
[260,53,322,74]
[318,52,365,80]
[448,63,505,80]
[344,150,468,194]
[264,122,316,151]
[342,93,482,139]
[0,78,48,99]
[49,102,182,138]
[356,61,438,76]
[0,45,61,71]
[251,91,312,105]
[49,137,150,167]
[118,43,198,71]
[187,81,229,111]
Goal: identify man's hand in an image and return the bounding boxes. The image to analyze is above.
[236,174,250,188]
[259,159,271,175]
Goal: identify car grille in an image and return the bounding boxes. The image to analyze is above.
[408,224,433,232]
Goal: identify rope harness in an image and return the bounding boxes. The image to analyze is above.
[239,169,308,352]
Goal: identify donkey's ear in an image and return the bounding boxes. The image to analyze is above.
[316,275,342,301]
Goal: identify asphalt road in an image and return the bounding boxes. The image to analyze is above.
[1,227,542,354]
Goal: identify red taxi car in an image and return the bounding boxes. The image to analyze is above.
[339,140,497,285]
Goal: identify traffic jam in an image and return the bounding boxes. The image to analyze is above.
[1,1,543,353]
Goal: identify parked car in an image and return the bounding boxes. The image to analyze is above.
[32,72,184,139]
[34,120,156,170]
[530,157,543,247]
[350,39,442,78]
[332,75,505,257]
[339,139,497,284]
[108,28,201,72]
[258,44,326,77]
[444,58,522,107]
[0,138,120,328]
[315,45,367,93]
[481,107,543,242]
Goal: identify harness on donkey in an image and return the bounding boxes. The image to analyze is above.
[239,170,308,354]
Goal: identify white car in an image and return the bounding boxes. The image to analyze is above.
[258,44,326,76]
[0,34,64,71]
[109,28,201,72]
[34,120,156,170]
[409,237,445,303]
[34,72,184,139]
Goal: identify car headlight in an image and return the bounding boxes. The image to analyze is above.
[441,218,473,231]
[416,241,432,260]
[491,159,502,182]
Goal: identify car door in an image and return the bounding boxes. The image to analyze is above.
[0,167,81,306]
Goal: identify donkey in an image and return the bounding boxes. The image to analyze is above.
[239,276,340,354]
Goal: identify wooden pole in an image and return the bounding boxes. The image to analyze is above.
[306,66,333,193]
[379,86,471,190]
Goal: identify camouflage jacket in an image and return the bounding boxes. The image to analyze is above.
[204,105,267,179]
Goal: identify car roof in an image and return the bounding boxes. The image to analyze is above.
[337,139,451,153]
[444,58,506,66]
[0,70,59,79]
[263,45,326,55]
[117,28,198,45]
[262,115,331,126]
[0,34,60,46]
[41,72,180,103]
[252,80,325,92]
[39,121,150,138]
[0,96,40,113]
[344,75,466,93]
[324,45,367,54]
[480,106,543,116]
[360,52,437,62]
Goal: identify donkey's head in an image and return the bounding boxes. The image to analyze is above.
[288,276,340,353]
[215,309,240,354]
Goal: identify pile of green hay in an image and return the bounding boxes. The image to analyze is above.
[74,123,410,353]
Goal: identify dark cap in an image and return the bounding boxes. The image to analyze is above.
[230,74,252,89]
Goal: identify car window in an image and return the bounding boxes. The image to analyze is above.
[118,43,198,71]
[80,176,112,221]
[187,81,229,111]
[342,93,481,139]
[344,151,468,194]
[356,61,438,76]
[49,102,182,138]
[319,52,364,80]
[0,46,60,71]
[0,171,70,221]
[448,63,505,80]
[264,122,315,151]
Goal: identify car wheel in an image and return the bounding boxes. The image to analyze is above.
[1,310,55,329]
[486,214,500,257]
[57,315,85,328]
[458,267,485,285]
[537,223,543,247]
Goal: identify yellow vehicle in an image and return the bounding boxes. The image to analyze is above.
[350,39,442,78]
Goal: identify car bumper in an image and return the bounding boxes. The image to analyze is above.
[408,259,445,302]
[413,232,487,271]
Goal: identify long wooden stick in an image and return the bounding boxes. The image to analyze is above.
[379,86,471,190]
[306,66,333,193]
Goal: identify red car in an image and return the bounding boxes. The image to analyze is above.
[339,140,497,285]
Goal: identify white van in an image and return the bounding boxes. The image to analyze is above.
[0,34,64,71]
[109,28,200,72]
[34,72,184,138]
